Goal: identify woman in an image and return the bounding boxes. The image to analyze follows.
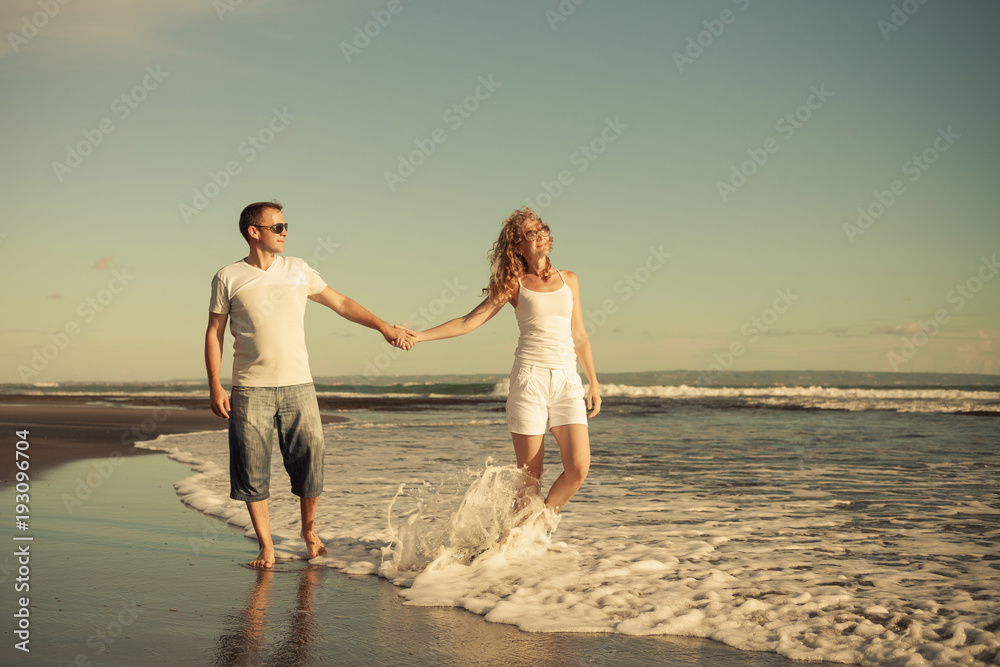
[412,208,601,513]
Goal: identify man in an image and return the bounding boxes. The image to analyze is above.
[205,200,414,569]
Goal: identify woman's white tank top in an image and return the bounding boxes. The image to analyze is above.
[513,270,576,368]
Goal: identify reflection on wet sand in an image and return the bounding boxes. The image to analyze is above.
[207,561,830,666]
[213,565,323,666]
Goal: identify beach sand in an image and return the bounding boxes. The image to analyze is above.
[0,398,831,666]
[0,396,225,483]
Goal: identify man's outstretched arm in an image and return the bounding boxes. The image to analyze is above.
[309,286,416,349]
[205,311,231,418]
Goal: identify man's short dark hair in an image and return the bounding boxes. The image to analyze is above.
[238,200,284,242]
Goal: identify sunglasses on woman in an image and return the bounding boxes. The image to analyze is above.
[523,225,550,241]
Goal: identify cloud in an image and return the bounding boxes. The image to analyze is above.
[0,0,281,64]
[92,256,113,270]
[870,322,933,336]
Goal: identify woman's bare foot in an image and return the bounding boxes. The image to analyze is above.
[249,546,275,569]
[302,530,327,559]
[534,505,559,532]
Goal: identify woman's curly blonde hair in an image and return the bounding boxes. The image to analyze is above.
[483,207,553,304]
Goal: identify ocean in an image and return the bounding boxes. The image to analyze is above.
[15,371,999,665]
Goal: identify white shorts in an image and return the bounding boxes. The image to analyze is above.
[506,363,588,435]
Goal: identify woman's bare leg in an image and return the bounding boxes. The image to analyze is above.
[511,433,545,510]
[545,424,590,511]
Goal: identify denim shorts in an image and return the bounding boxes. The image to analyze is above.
[228,383,325,502]
[506,363,588,436]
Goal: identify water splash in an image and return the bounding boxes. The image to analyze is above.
[381,459,559,582]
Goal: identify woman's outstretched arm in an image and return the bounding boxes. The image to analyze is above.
[411,295,508,342]
[564,271,602,417]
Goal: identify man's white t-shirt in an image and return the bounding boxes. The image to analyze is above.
[209,255,327,387]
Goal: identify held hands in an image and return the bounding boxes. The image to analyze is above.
[387,324,417,351]
[585,384,602,418]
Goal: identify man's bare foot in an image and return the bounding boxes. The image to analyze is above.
[302,530,327,559]
[249,546,275,569]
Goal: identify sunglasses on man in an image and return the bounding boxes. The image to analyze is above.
[251,223,289,234]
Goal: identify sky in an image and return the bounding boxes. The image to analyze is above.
[1,0,998,383]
